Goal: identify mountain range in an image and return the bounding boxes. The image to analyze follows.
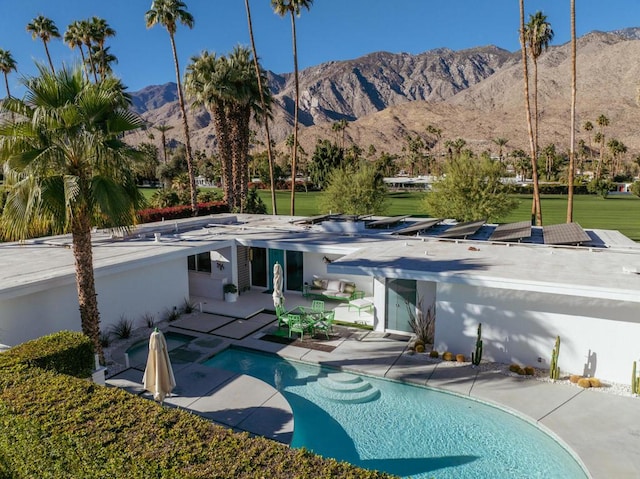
[126,27,640,159]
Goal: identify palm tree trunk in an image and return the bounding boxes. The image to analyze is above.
[520,0,542,226]
[169,33,198,215]
[78,45,90,82]
[3,72,9,98]
[71,209,103,361]
[212,102,233,206]
[85,42,99,83]
[245,0,278,215]
[567,0,576,223]
[43,40,55,73]
[289,11,300,216]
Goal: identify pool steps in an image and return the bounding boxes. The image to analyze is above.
[316,373,380,403]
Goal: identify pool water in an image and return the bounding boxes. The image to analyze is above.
[125,331,195,367]
[203,349,587,479]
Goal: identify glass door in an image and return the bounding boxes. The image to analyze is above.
[250,247,267,287]
[386,279,416,333]
[286,250,303,292]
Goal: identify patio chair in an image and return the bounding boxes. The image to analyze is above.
[311,300,325,313]
[314,310,335,339]
[276,305,288,328]
[287,314,306,339]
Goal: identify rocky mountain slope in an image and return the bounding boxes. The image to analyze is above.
[126,28,640,158]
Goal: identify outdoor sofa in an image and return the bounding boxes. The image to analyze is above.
[306,277,361,301]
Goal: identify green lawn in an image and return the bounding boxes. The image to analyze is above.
[141,188,640,241]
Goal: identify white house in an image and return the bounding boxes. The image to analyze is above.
[1,213,639,384]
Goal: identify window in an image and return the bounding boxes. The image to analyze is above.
[187,252,212,273]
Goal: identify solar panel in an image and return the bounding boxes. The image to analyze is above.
[291,214,331,225]
[438,219,486,239]
[489,221,532,242]
[543,223,591,245]
[366,215,411,229]
[393,218,442,236]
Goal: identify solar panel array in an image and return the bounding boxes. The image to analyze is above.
[291,214,330,225]
[393,218,442,236]
[543,223,591,245]
[438,219,486,239]
[489,221,532,242]
[366,215,410,229]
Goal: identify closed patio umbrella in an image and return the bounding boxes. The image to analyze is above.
[272,262,284,308]
[143,329,176,403]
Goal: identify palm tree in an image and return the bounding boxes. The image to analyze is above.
[583,120,594,163]
[0,49,17,98]
[567,0,576,222]
[492,137,509,162]
[89,17,116,80]
[154,123,175,164]
[0,65,145,359]
[145,0,198,214]
[64,21,90,81]
[271,0,314,216]
[519,0,542,226]
[595,114,609,179]
[89,45,118,79]
[78,19,99,82]
[244,0,277,215]
[26,15,61,73]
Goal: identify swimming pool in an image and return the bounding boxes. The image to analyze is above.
[203,348,587,479]
[125,331,196,367]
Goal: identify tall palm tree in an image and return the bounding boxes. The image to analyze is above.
[89,17,116,80]
[271,0,313,216]
[89,45,118,79]
[567,0,576,222]
[154,123,174,164]
[595,114,609,179]
[519,0,542,226]
[64,21,90,81]
[78,19,99,82]
[244,0,277,215]
[0,65,145,359]
[146,0,198,215]
[0,49,17,98]
[492,137,509,162]
[26,15,61,73]
[583,120,594,163]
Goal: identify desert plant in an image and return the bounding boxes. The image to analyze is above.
[109,315,133,339]
[549,336,561,380]
[456,354,466,363]
[569,374,582,383]
[140,312,156,329]
[588,378,602,388]
[99,331,111,348]
[442,351,454,361]
[407,297,434,345]
[577,378,592,388]
[509,364,524,374]
[165,307,181,322]
[429,350,439,358]
[471,323,483,366]
[415,344,425,353]
[523,366,536,376]
[182,297,196,314]
[632,361,640,395]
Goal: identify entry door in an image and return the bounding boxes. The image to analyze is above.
[250,247,267,287]
[386,279,417,333]
[286,250,303,292]
[267,249,285,290]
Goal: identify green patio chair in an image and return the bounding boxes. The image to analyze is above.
[276,305,288,328]
[311,300,325,313]
[314,310,335,339]
[287,314,306,339]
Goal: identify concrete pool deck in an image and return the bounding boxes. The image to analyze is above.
[106,310,640,479]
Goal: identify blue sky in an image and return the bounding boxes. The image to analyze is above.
[1,0,639,96]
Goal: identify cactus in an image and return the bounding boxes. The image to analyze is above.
[633,361,640,395]
[549,336,561,380]
[471,323,483,366]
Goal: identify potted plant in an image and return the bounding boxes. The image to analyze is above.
[223,283,238,302]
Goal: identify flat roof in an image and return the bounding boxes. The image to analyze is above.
[1,214,639,303]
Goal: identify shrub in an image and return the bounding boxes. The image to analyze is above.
[223,283,238,294]
[442,351,454,361]
[137,201,229,223]
[407,298,435,345]
[415,344,425,353]
[569,374,582,384]
[577,378,592,388]
[140,312,156,329]
[429,350,439,358]
[110,315,133,339]
[523,366,536,376]
[588,377,602,388]
[182,298,196,314]
[165,307,181,322]
[509,364,523,374]
[99,331,111,348]
[456,354,466,363]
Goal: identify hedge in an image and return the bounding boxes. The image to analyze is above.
[137,201,230,224]
[0,332,393,479]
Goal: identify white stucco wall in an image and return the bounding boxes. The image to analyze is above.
[435,283,640,384]
[0,257,188,347]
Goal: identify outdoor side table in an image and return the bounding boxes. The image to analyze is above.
[348,297,373,315]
